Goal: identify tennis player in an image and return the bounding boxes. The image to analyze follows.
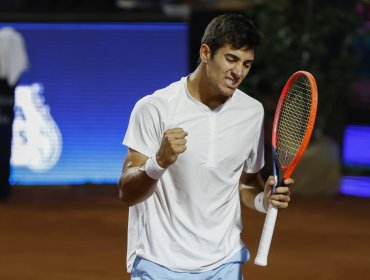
[119,13,293,280]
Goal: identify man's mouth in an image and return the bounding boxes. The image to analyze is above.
[225,77,238,88]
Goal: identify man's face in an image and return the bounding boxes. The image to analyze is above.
[203,44,254,97]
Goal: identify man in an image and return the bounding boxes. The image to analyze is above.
[119,13,293,279]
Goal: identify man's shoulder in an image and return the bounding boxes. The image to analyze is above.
[137,78,184,108]
[234,89,264,111]
[153,78,184,98]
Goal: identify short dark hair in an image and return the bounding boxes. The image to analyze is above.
[201,13,263,57]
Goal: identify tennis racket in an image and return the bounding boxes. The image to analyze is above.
[254,70,318,266]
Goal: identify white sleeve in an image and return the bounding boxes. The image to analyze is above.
[123,96,164,157]
[244,109,265,174]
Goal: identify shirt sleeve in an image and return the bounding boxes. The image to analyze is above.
[123,96,164,157]
[244,108,265,173]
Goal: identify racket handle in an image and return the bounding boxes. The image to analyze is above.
[254,204,279,266]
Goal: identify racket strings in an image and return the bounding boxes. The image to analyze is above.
[276,76,312,167]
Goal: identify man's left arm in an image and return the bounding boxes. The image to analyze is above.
[239,171,293,212]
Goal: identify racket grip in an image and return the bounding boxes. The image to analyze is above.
[254,204,279,266]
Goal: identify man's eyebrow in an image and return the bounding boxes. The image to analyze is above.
[243,59,254,64]
[225,53,240,60]
[225,53,254,64]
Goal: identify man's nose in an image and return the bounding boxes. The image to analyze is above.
[231,63,242,78]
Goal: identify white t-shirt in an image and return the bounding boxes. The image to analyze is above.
[123,77,264,272]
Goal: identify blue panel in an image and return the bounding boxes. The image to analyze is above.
[0,22,188,185]
[340,176,370,197]
[343,125,370,166]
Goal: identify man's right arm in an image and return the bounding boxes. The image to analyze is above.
[118,128,188,206]
[118,148,157,206]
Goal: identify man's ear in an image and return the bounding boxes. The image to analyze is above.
[199,44,211,63]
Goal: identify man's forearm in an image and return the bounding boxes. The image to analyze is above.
[239,186,261,209]
[239,172,268,211]
[118,166,158,206]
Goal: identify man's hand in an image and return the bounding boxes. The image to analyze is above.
[156,128,188,168]
[263,176,293,210]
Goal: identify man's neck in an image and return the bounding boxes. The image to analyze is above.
[187,66,229,110]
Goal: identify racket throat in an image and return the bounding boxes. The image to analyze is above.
[272,149,280,194]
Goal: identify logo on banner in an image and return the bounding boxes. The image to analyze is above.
[11,83,62,172]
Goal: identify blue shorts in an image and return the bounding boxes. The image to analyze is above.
[130,247,249,280]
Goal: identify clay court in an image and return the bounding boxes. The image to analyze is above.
[1,185,369,280]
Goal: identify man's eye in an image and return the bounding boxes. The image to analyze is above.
[226,57,235,62]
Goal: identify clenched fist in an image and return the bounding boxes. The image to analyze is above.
[156,128,188,168]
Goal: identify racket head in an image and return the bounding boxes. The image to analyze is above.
[272,71,318,178]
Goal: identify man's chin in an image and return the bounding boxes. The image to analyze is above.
[221,87,237,97]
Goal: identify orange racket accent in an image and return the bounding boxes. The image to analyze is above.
[272,70,318,178]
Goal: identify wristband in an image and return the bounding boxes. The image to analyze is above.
[143,156,166,180]
[255,192,267,213]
